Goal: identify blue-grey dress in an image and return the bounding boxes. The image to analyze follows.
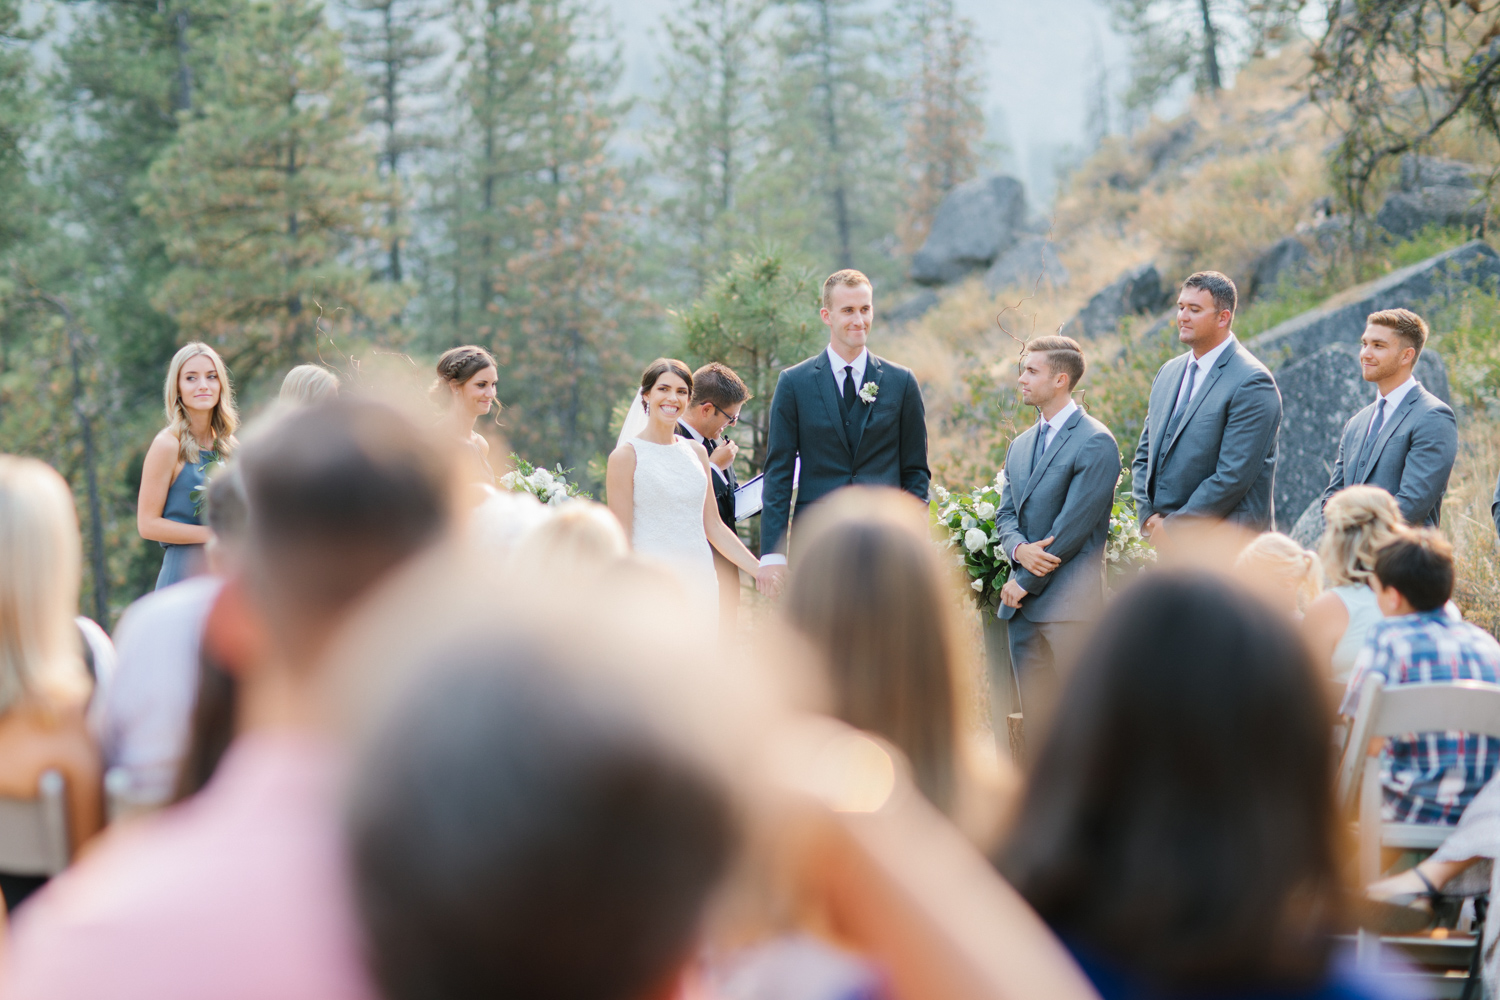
[155,453,213,590]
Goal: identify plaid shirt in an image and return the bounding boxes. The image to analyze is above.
[1340,609,1500,825]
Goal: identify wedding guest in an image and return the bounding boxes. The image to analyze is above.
[3,400,450,1000]
[0,456,103,912]
[1000,571,1385,1000]
[1303,486,1403,682]
[279,364,341,406]
[433,344,499,487]
[757,270,930,598]
[1339,529,1500,825]
[1321,308,1457,528]
[138,342,239,590]
[1132,271,1282,540]
[508,499,627,584]
[995,335,1119,733]
[784,487,1013,841]
[96,469,246,809]
[1234,532,1322,619]
[1493,469,1500,541]
[676,362,751,631]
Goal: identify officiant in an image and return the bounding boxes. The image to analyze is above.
[677,362,751,631]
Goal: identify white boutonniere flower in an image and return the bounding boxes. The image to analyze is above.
[858,381,878,404]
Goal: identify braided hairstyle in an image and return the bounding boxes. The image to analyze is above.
[432,346,499,413]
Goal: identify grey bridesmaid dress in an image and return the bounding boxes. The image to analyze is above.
[154,452,214,590]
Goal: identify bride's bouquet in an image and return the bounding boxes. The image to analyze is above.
[499,455,593,505]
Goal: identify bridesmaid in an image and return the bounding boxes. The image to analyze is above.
[433,345,500,486]
[137,343,239,590]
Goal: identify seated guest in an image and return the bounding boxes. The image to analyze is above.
[1340,529,1500,825]
[279,364,340,406]
[1234,532,1322,618]
[1000,570,1385,1000]
[3,400,451,1000]
[0,457,103,911]
[94,468,248,808]
[508,498,627,584]
[783,487,1014,842]
[1304,486,1403,683]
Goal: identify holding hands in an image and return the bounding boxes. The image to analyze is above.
[757,562,787,597]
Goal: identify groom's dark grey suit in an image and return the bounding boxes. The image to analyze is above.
[761,349,930,556]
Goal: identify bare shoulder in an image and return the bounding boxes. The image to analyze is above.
[683,437,710,461]
[1304,590,1349,625]
[608,441,637,468]
[0,700,97,798]
[470,431,490,456]
[148,427,179,454]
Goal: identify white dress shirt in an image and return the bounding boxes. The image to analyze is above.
[1010,400,1078,560]
[1368,375,1418,438]
[1172,335,1234,415]
[761,346,870,569]
[677,418,728,484]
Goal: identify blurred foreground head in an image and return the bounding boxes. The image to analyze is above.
[1000,570,1338,991]
[237,400,451,667]
[783,487,965,815]
[347,637,736,1000]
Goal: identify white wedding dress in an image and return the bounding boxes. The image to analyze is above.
[629,437,719,609]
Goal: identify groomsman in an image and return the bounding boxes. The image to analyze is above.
[1320,309,1457,528]
[676,362,751,630]
[996,336,1119,730]
[1132,271,1282,540]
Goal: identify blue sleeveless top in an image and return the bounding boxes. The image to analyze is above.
[155,451,214,590]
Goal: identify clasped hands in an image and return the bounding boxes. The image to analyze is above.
[1000,536,1059,608]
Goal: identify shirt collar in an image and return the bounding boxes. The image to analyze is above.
[1188,335,1234,372]
[826,345,869,382]
[1377,375,1419,412]
[1041,399,1078,433]
[677,419,706,443]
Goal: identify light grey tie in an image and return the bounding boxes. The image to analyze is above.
[1165,360,1198,440]
[1033,421,1050,467]
[1355,397,1387,478]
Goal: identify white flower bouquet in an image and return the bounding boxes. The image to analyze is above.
[499,455,592,505]
[189,456,230,519]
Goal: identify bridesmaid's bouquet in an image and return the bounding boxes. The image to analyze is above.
[499,455,592,505]
[189,455,229,518]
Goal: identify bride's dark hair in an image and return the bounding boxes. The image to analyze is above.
[639,359,693,411]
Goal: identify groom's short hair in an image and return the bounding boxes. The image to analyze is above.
[690,363,750,410]
[1024,335,1086,390]
[1181,271,1237,315]
[822,269,872,309]
[1367,308,1429,357]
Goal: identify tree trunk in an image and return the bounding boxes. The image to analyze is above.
[1197,0,1222,94]
[173,8,193,114]
[815,0,853,268]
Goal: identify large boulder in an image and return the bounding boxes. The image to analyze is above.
[983,235,1069,294]
[910,175,1027,285]
[1246,236,1312,303]
[1376,154,1487,240]
[1246,239,1500,363]
[1269,342,1451,531]
[1062,263,1172,340]
[884,288,939,327]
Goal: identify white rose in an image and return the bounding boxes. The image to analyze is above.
[964,527,987,553]
[961,514,976,531]
[974,501,995,521]
[499,471,519,489]
[971,578,984,591]
[532,467,555,488]
[547,491,567,506]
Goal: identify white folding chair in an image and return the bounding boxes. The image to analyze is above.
[1336,675,1500,982]
[0,769,71,878]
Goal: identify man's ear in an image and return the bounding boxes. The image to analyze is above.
[202,577,271,681]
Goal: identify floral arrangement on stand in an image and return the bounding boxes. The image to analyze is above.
[931,471,1155,609]
[499,455,593,505]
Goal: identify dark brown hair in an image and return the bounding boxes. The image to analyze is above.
[1374,527,1453,611]
[784,488,964,815]
[999,570,1340,992]
[639,359,693,411]
[1024,335,1086,390]
[690,362,750,410]
[431,346,498,403]
[1182,271,1238,315]
[1367,308,1429,357]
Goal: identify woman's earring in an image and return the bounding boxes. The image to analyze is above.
[641,396,649,413]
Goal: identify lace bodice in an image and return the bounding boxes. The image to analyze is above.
[630,438,710,558]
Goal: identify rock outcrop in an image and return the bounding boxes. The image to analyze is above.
[1062,263,1173,340]
[1246,236,1312,303]
[910,175,1028,285]
[885,289,940,326]
[1376,155,1487,240]
[984,235,1068,294]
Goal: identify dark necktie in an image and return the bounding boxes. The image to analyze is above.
[841,365,856,412]
[1355,397,1387,478]
[1165,360,1198,441]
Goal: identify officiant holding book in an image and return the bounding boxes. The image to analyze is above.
[676,362,751,631]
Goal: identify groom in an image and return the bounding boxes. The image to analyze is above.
[756,269,931,596]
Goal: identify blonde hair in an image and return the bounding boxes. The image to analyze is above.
[279,364,341,406]
[0,456,88,715]
[821,268,872,309]
[164,342,239,465]
[1236,532,1323,613]
[509,500,627,582]
[1320,486,1404,588]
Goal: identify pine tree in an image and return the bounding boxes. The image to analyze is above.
[651,0,768,290]
[895,0,984,253]
[142,0,402,380]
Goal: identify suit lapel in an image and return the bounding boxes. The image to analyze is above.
[1018,409,1081,510]
[812,352,852,456]
[849,354,885,465]
[1147,353,1187,481]
[1358,386,1423,484]
[1163,338,1237,457]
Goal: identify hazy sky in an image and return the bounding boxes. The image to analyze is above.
[600,0,1128,207]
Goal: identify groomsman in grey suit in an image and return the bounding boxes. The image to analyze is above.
[1132,271,1282,540]
[1320,308,1457,528]
[996,336,1120,728]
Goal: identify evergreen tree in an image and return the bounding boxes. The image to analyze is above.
[651,0,768,290]
[142,0,402,380]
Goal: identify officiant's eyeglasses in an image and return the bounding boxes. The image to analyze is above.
[711,403,740,426]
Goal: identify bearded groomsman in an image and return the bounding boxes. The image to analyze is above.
[1132,271,1282,541]
[676,362,751,630]
[995,336,1119,734]
[1321,309,1457,528]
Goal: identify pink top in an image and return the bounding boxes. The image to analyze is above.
[1,733,375,1000]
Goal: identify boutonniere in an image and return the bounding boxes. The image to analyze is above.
[858,381,878,405]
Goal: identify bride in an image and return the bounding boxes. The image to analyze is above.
[607,358,760,610]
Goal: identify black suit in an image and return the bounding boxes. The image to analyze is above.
[678,421,740,628]
[676,422,737,528]
[761,350,930,556]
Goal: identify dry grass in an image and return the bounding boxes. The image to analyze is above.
[1445,416,1500,637]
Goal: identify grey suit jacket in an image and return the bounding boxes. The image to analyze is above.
[1131,336,1282,531]
[1492,469,1500,542]
[1320,381,1457,527]
[996,409,1120,624]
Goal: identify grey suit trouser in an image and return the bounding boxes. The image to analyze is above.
[1006,615,1088,741]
